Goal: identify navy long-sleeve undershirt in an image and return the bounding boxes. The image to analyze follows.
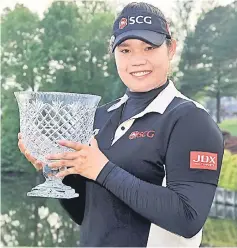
[59,86,223,245]
[95,108,223,238]
[96,164,216,238]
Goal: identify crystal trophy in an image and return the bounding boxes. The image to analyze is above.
[14,92,101,199]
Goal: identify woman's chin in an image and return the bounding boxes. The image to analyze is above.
[128,84,154,92]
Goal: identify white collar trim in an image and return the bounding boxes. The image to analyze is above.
[107,94,129,112]
[107,80,178,116]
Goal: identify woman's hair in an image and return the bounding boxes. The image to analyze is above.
[118,2,166,18]
[108,2,172,54]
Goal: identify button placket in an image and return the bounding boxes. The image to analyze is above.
[111,119,134,146]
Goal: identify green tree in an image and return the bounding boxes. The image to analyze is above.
[1,4,45,92]
[1,4,43,173]
[39,1,124,103]
[178,2,237,123]
[1,1,124,173]
[1,1,124,246]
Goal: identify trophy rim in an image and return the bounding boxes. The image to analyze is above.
[14,91,102,100]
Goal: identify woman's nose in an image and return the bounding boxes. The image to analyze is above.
[130,57,147,66]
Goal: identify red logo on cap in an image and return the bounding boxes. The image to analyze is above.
[119,18,128,29]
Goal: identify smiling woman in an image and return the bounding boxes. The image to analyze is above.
[18,1,224,247]
[114,39,176,92]
[109,3,175,93]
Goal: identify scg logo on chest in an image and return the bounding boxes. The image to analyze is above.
[129,130,155,140]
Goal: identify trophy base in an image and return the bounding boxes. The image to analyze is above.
[27,179,79,199]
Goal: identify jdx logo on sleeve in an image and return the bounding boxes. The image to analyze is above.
[190,151,218,171]
[119,16,152,29]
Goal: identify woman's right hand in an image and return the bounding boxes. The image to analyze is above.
[18,132,44,171]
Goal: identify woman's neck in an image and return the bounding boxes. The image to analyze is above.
[128,78,168,93]
[126,79,169,99]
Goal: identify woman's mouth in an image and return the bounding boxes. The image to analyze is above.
[130,70,152,78]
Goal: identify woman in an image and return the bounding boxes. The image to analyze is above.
[18,2,224,247]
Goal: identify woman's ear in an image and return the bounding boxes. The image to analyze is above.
[168,39,177,60]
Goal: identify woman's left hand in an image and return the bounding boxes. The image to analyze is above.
[46,137,109,181]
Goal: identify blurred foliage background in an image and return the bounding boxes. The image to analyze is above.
[1,0,237,247]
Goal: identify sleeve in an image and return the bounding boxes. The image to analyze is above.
[95,108,224,238]
[59,174,86,225]
[165,108,224,186]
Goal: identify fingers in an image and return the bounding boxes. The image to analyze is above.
[56,167,76,178]
[57,140,87,151]
[18,140,34,162]
[17,133,25,154]
[90,136,98,147]
[48,154,85,169]
[24,150,35,161]
[24,150,43,171]
[48,149,87,169]
[33,160,44,171]
[18,139,25,154]
[18,135,43,171]
[46,151,80,160]
[48,160,73,168]
[24,150,38,167]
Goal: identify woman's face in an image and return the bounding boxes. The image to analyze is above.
[114,39,176,92]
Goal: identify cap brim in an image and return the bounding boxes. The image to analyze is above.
[112,30,166,52]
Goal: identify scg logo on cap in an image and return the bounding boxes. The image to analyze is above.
[119,16,152,29]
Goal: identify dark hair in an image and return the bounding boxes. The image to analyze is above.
[108,2,172,54]
[166,38,172,47]
[119,2,167,19]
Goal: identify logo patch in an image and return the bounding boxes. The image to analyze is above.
[129,16,152,25]
[119,16,152,29]
[190,151,217,170]
[119,18,128,29]
[129,130,155,140]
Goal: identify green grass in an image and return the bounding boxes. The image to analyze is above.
[219,118,237,136]
[202,218,237,247]
[218,119,237,191]
[218,151,237,191]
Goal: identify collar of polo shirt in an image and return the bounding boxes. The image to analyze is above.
[107,80,178,116]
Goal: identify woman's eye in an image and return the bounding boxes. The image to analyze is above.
[120,49,130,53]
[145,46,155,51]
